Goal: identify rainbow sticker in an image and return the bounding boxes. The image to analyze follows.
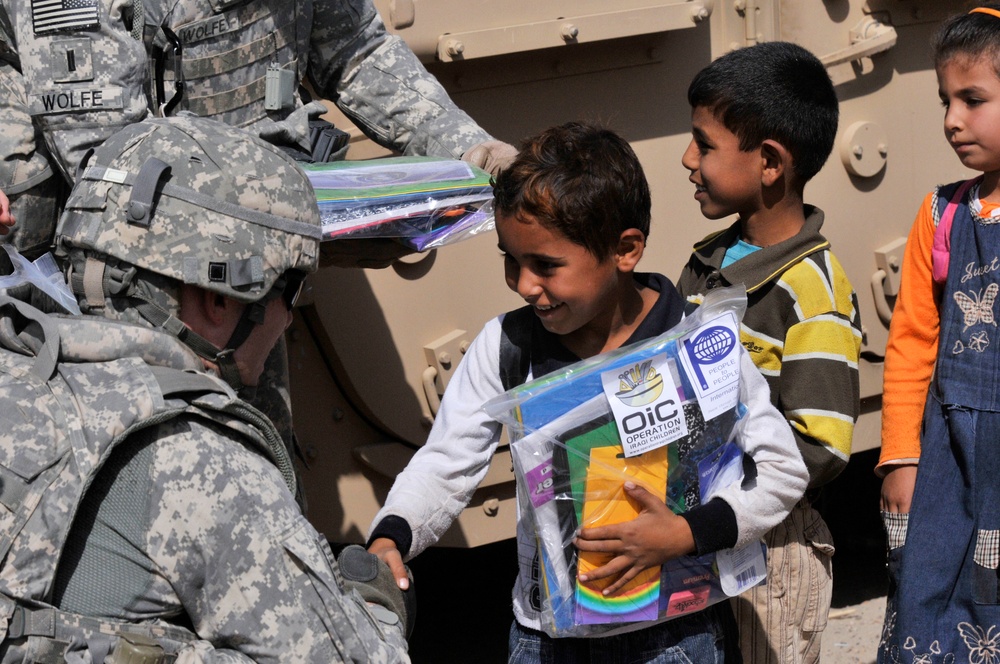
[575,569,661,624]
[573,445,667,624]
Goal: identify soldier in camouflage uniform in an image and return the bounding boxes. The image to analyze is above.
[0,115,414,663]
[0,0,513,218]
[0,0,514,470]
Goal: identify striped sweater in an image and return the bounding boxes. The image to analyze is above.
[677,206,862,488]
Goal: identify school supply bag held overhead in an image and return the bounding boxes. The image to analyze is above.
[483,285,766,638]
[303,156,495,251]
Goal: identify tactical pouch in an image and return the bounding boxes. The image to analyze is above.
[108,633,175,664]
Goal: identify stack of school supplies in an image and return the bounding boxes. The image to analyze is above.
[483,285,764,638]
[302,156,494,250]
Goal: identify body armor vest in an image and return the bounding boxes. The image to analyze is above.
[0,294,294,663]
[150,0,309,128]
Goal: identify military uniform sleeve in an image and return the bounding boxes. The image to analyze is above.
[147,422,410,664]
[878,193,938,473]
[369,316,505,559]
[0,59,50,184]
[307,0,492,158]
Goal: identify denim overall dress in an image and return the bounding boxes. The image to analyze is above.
[881,180,1000,662]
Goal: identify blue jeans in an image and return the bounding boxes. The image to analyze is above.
[879,393,1000,662]
[508,605,739,664]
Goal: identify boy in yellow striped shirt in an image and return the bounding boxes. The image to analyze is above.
[674,42,863,664]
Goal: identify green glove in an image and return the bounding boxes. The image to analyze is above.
[337,544,416,638]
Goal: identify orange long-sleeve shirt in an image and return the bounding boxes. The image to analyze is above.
[879,188,1000,473]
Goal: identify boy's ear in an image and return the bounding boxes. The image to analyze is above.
[760,139,792,187]
[615,229,646,272]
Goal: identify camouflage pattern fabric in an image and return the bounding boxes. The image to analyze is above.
[143,0,491,157]
[0,296,410,662]
[308,0,492,158]
[56,115,322,303]
[254,334,309,510]
[0,1,498,600]
[56,415,411,662]
[0,0,149,183]
[53,114,321,513]
[0,0,493,182]
[144,0,307,128]
[0,59,65,263]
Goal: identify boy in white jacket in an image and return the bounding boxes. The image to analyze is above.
[368,122,807,662]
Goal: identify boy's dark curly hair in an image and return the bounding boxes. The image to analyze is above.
[492,122,651,262]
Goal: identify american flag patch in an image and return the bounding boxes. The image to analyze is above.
[32,0,99,35]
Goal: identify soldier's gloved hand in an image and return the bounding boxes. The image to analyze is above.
[258,100,329,154]
[461,140,517,177]
[337,544,416,638]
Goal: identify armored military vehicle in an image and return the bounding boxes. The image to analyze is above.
[289,0,968,550]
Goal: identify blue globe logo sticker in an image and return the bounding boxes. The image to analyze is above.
[692,326,736,363]
[684,325,737,390]
[614,359,664,407]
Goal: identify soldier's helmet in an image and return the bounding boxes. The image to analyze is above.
[55,115,322,387]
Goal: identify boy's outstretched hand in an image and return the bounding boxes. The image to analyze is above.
[574,482,696,597]
[367,537,411,591]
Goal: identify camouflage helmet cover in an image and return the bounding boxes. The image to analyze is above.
[56,115,322,303]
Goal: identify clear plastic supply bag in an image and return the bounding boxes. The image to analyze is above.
[483,285,765,637]
[302,156,494,250]
[0,245,80,315]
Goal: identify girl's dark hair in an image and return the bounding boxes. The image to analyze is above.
[933,3,1000,75]
[492,122,651,261]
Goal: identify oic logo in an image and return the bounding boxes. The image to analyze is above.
[685,325,737,390]
[614,360,664,407]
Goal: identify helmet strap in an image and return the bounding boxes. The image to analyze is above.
[71,255,272,393]
[138,292,273,394]
[214,348,246,395]
[223,300,267,350]
[215,300,269,397]
[130,294,257,393]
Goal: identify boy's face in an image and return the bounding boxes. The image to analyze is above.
[682,105,762,220]
[496,212,621,340]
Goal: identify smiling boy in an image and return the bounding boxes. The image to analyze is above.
[367,121,808,662]
[675,42,863,664]
[494,176,658,359]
